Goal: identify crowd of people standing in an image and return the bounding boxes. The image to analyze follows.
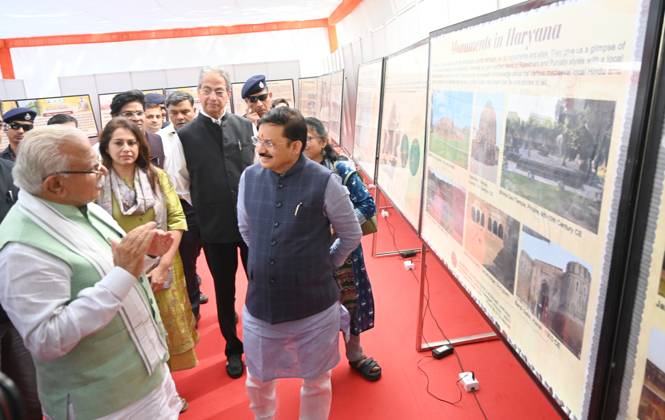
[0,66,381,420]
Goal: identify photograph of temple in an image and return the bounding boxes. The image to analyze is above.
[469,93,504,183]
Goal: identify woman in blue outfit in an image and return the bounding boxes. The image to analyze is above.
[304,117,382,381]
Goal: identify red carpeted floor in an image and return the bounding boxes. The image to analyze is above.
[173,206,563,420]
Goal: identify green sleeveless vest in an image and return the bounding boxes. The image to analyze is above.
[0,202,165,419]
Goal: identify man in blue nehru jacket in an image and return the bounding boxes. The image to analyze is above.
[237,107,361,419]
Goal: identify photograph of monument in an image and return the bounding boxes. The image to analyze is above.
[638,329,665,420]
[516,226,592,357]
[425,169,466,244]
[501,95,616,233]
[660,252,665,298]
[429,90,473,168]
[469,93,504,183]
[464,193,520,292]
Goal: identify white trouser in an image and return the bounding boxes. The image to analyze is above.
[246,370,333,420]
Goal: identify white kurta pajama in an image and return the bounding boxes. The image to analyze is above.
[238,167,360,420]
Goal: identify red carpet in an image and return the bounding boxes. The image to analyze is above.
[173,205,563,419]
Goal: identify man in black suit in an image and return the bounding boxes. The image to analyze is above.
[110,90,165,168]
[178,67,255,378]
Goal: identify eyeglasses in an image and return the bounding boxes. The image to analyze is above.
[120,111,144,118]
[247,94,269,104]
[44,162,105,180]
[251,136,275,149]
[7,122,33,131]
[199,87,227,97]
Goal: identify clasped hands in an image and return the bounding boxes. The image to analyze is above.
[111,222,173,280]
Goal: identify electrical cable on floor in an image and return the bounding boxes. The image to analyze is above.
[382,215,489,420]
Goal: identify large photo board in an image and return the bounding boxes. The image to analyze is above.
[298,77,319,118]
[419,0,652,417]
[352,60,384,180]
[231,79,295,117]
[619,123,665,419]
[317,73,332,131]
[1,96,97,141]
[329,71,344,145]
[376,43,429,230]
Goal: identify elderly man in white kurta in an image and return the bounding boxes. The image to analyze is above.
[0,126,182,419]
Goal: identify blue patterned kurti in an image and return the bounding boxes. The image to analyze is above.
[324,158,376,335]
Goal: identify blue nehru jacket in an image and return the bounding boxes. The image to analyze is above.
[241,155,339,324]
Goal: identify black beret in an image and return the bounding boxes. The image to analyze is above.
[3,107,37,124]
[241,75,267,99]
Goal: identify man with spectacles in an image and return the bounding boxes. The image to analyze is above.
[238,107,361,419]
[241,75,273,128]
[0,125,182,419]
[178,66,255,379]
[1,108,36,161]
[110,90,165,168]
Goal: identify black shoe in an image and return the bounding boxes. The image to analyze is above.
[226,354,244,378]
[199,294,209,305]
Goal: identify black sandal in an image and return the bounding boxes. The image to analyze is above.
[349,357,382,382]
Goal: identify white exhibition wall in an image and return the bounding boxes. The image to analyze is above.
[0,79,26,100]
[59,60,300,133]
[10,27,330,98]
[335,0,524,65]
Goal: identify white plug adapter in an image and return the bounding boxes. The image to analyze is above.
[381,209,389,218]
[403,260,415,270]
[458,372,480,392]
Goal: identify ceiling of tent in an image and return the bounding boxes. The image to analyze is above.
[0,0,343,38]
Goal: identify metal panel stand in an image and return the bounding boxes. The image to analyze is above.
[371,188,422,258]
[415,243,498,352]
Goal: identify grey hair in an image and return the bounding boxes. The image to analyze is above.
[165,90,195,108]
[198,66,231,91]
[12,126,83,194]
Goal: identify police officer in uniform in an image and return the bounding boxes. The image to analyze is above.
[241,75,273,128]
[1,108,37,161]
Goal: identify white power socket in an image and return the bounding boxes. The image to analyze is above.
[458,372,480,392]
[403,260,415,270]
[381,209,389,218]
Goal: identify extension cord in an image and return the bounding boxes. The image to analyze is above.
[458,372,480,392]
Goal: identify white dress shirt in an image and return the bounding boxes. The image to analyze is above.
[0,242,181,419]
[157,123,192,205]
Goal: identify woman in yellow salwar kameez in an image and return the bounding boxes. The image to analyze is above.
[96,117,198,406]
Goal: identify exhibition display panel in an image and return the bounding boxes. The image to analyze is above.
[1,95,97,139]
[375,41,429,232]
[351,59,384,181]
[415,0,653,418]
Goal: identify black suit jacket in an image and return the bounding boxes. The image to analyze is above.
[145,131,165,168]
[178,113,254,243]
